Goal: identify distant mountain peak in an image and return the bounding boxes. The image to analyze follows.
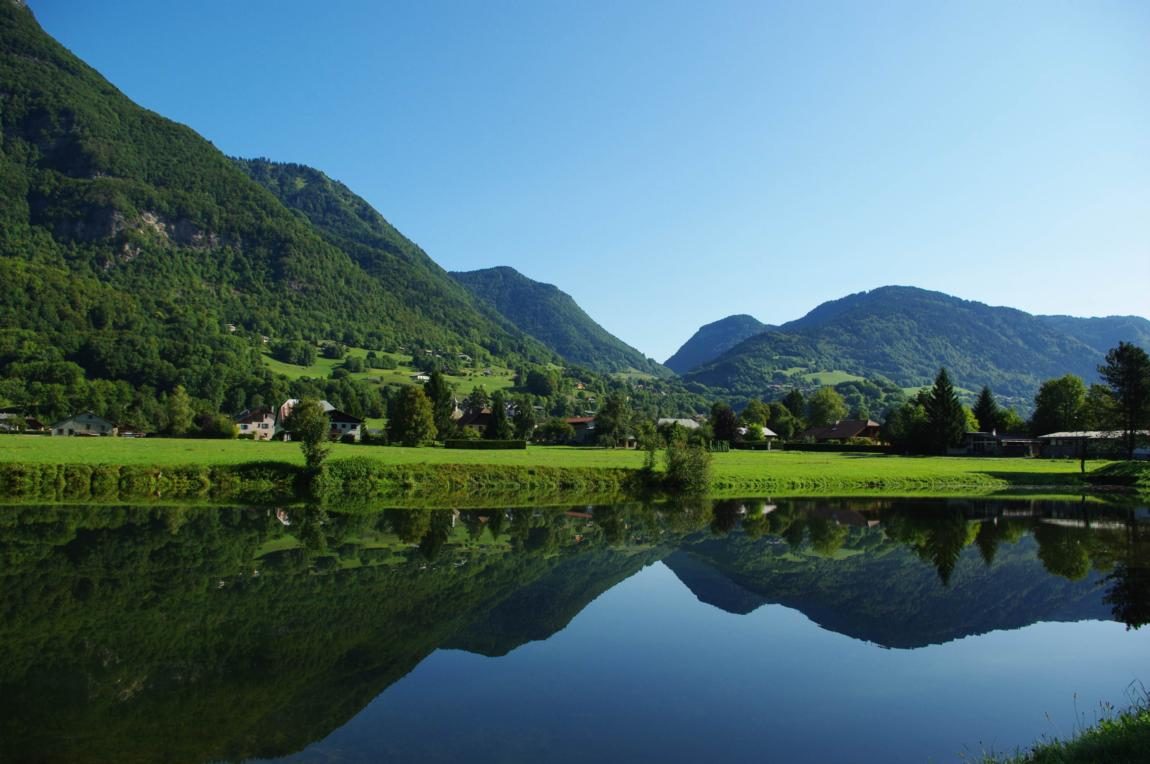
[680,286,1150,402]
[451,266,670,376]
[663,314,768,374]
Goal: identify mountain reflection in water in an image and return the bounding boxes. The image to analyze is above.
[0,497,1146,763]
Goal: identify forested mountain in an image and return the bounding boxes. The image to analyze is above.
[682,286,1150,401]
[0,3,551,423]
[236,160,553,363]
[451,266,670,376]
[666,499,1123,649]
[663,314,767,374]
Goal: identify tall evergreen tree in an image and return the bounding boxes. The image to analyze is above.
[1098,341,1150,459]
[925,368,966,454]
[387,386,436,446]
[972,386,1000,433]
[710,401,739,442]
[424,371,455,439]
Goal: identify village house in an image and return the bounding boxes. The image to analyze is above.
[1038,430,1150,459]
[564,416,597,445]
[50,412,117,437]
[235,407,276,440]
[275,399,364,442]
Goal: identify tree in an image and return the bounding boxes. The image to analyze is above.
[536,417,575,444]
[806,387,847,428]
[710,401,739,443]
[465,386,490,415]
[972,386,999,433]
[766,402,798,439]
[425,370,455,438]
[387,386,437,446]
[924,368,967,454]
[1030,374,1086,436]
[595,392,632,447]
[524,368,557,397]
[166,385,194,435]
[285,398,331,469]
[882,394,931,453]
[663,432,712,493]
[1098,342,1150,459]
[997,407,1026,433]
[782,389,805,420]
[740,398,770,426]
[485,390,512,440]
[511,396,536,440]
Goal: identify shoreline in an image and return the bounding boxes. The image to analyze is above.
[0,455,1138,506]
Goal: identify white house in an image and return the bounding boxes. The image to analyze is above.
[275,399,364,442]
[235,407,276,440]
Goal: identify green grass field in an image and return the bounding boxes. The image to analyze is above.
[0,436,1105,495]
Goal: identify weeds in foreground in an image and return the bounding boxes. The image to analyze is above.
[968,683,1150,764]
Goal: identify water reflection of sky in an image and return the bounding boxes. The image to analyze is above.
[284,562,1149,764]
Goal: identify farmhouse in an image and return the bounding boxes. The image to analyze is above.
[457,408,493,435]
[50,412,117,437]
[275,399,364,442]
[235,407,276,440]
[564,416,597,444]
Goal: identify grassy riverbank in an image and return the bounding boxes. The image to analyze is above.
[982,693,1150,763]
[0,436,1114,502]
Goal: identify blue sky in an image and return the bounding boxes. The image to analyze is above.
[30,0,1150,362]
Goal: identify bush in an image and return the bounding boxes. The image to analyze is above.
[664,438,712,494]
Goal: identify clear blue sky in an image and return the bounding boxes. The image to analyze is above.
[29,0,1150,362]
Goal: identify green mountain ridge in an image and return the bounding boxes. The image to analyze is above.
[0,4,552,420]
[663,314,768,374]
[681,286,1150,401]
[451,265,670,376]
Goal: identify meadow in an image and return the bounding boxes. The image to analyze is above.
[261,349,518,394]
[0,436,1105,496]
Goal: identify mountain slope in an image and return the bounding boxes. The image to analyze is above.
[0,3,551,419]
[684,287,1150,401]
[235,160,555,362]
[663,314,767,374]
[451,266,669,376]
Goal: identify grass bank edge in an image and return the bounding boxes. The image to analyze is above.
[978,689,1150,764]
[0,453,1139,504]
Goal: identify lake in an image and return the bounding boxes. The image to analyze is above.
[0,497,1146,762]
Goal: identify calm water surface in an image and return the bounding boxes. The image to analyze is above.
[0,497,1146,763]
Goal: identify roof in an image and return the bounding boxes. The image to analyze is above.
[802,419,881,441]
[50,411,114,428]
[565,416,595,425]
[327,409,363,425]
[657,418,700,429]
[235,407,273,424]
[1038,430,1150,440]
[458,410,494,428]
